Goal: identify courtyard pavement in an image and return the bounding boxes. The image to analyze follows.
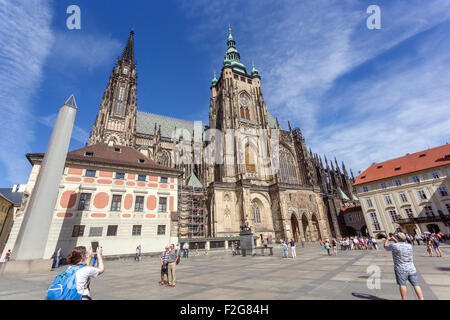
[0,243,449,300]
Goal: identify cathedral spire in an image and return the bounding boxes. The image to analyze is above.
[211,71,218,86]
[121,30,134,64]
[223,26,247,74]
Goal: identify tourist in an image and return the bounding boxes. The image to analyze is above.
[324,239,331,256]
[160,245,169,285]
[289,239,296,258]
[231,241,236,255]
[301,239,304,248]
[414,234,421,246]
[282,240,288,258]
[194,242,199,256]
[135,245,142,261]
[426,238,433,257]
[52,248,62,268]
[331,238,338,255]
[372,237,378,250]
[166,244,179,287]
[431,233,443,257]
[183,242,189,258]
[4,249,11,262]
[69,246,104,300]
[384,232,424,300]
[205,242,209,255]
[353,237,359,250]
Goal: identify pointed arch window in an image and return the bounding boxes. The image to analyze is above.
[114,102,123,116]
[279,147,298,184]
[158,152,169,167]
[245,144,256,172]
[252,201,261,224]
[118,86,126,101]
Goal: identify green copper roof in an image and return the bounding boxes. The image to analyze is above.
[136,111,206,139]
[186,172,204,188]
[352,194,359,201]
[223,30,247,74]
[251,61,259,77]
[266,110,279,129]
[211,72,218,86]
[340,190,351,201]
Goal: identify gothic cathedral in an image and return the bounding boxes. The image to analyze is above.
[88,30,360,242]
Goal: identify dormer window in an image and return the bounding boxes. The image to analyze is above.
[84,152,93,157]
[114,148,121,153]
[419,153,426,158]
[377,165,383,169]
[394,167,401,171]
[138,159,145,164]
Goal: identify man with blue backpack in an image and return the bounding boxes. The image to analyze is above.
[47,246,104,300]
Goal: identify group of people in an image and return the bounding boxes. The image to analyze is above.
[36,229,448,300]
[281,239,300,258]
[424,233,444,257]
[334,236,378,252]
[160,244,180,287]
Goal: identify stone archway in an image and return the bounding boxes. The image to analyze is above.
[301,214,312,242]
[427,224,440,233]
[311,214,322,241]
[360,225,368,236]
[290,213,300,243]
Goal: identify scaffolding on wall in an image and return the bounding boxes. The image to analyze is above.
[178,176,208,239]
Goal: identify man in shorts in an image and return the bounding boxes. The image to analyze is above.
[384,232,424,300]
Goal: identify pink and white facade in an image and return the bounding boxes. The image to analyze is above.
[3,143,181,259]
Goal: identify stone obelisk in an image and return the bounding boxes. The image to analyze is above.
[9,95,77,271]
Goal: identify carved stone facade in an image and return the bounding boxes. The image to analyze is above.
[88,30,360,242]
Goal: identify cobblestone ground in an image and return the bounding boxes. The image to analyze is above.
[0,242,449,300]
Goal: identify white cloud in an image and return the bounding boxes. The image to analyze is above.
[0,0,54,184]
[49,31,122,72]
[39,113,89,144]
[178,0,450,173]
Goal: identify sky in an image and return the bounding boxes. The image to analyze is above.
[0,0,449,187]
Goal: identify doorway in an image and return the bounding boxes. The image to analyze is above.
[291,214,300,242]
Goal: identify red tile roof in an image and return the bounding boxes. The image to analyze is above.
[26,143,182,174]
[354,144,450,185]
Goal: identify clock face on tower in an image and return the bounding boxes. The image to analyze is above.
[240,96,248,107]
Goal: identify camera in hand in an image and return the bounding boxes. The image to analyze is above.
[91,241,99,254]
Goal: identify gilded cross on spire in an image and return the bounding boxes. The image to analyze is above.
[228,24,232,33]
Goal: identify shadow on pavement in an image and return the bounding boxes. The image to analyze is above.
[351,293,388,300]
[436,267,450,272]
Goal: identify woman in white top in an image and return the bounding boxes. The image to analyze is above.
[66,246,105,300]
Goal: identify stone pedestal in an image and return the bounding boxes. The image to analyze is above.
[0,259,53,275]
[239,229,256,256]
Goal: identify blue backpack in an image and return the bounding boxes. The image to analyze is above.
[47,265,85,300]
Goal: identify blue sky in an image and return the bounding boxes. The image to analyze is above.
[0,0,449,187]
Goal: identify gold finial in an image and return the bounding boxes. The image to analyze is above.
[228,24,232,34]
[214,71,216,77]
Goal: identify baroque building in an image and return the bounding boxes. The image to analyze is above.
[88,30,359,243]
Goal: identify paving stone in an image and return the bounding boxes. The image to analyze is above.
[0,244,449,300]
